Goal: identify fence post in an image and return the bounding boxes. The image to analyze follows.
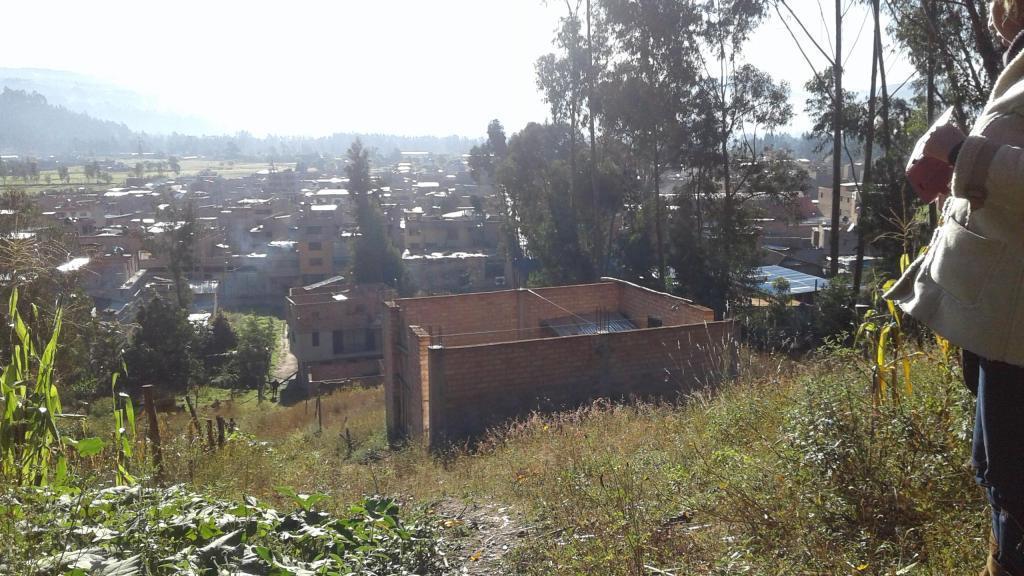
[142,385,163,481]
[184,394,200,436]
[216,416,226,448]
[205,419,214,449]
[315,384,323,434]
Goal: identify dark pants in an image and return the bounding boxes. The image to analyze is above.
[965,350,1024,572]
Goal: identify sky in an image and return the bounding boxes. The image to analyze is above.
[0,0,915,138]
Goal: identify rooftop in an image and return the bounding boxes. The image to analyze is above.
[755,265,829,296]
[57,257,91,273]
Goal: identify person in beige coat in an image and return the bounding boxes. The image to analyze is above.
[887,2,1024,574]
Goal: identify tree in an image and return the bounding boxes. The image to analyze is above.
[57,165,70,184]
[26,159,39,183]
[123,295,194,393]
[347,139,406,290]
[83,162,97,183]
[161,201,198,309]
[134,162,144,178]
[469,120,528,286]
[535,4,615,277]
[0,192,125,399]
[495,122,595,284]
[208,313,237,356]
[887,0,999,123]
[599,0,703,286]
[232,316,275,392]
[168,156,181,176]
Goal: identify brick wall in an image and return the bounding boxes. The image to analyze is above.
[393,281,628,347]
[614,279,715,326]
[518,282,621,330]
[383,322,432,443]
[424,320,736,443]
[383,279,732,445]
[396,290,522,347]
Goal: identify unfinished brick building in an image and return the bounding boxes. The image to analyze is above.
[383,278,737,447]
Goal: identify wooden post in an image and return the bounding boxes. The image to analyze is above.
[315,385,323,434]
[216,416,226,448]
[205,418,215,449]
[184,394,201,435]
[142,386,163,481]
[829,0,844,278]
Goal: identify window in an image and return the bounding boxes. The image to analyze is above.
[308,241,323,251]
[306,225,322,235]
[333,330,345,354]
[312,331,320,347]
[647,316,664,328]
[366,329,376,351]
[309,257,324,266]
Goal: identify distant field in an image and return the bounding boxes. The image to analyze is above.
[2,158,296,194]
[177,158,296,179]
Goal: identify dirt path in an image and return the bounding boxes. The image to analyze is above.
[434,499,532,575]
[272,324,297,381]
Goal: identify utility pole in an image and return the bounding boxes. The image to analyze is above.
[926,3,940,231]
[829,0,843,278]
[853,0,882,298]
[586,0,602,277]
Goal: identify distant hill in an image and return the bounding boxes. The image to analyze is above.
[0,87,137,155]
[0,68,216,136]
[0,81,479,158]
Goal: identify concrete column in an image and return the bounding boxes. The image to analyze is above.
[383,302,400,444]
[426,344,446,450]
[516,288,526,339]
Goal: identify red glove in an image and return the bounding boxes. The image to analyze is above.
[906,156,953,204]
[906,107,963,204]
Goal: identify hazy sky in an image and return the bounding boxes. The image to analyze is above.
[1,1,913,138]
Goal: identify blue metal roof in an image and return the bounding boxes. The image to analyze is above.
[755,265,829,296]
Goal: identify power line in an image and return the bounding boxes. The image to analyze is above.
[526,289,594,326]
[843,7,871,68]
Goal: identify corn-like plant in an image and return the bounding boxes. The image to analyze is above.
[110,372,137,485]
[0,288,67,486]
[858,254,922,405]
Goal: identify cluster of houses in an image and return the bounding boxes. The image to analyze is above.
[5,151,873,444]
[749,157,877,298]
[28,153,508,321]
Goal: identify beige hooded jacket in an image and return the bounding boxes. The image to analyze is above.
[886,48,1024,366]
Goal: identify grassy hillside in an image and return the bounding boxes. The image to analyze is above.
[96,344,983,575]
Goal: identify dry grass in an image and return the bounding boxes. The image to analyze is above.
[125,345,984,575]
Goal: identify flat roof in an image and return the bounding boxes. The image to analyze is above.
[57,257,91,273]
[755,265,829,295]
[543,313,636,337]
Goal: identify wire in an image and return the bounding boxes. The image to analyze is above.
[816,0,835,55]
[843,6,871,68]
[526,289,595,326]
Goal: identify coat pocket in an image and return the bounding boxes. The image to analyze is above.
[928,217,1007,306]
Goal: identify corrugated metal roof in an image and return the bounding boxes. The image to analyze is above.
[755,265,829,295]
[543,313,636,337]
[303,275,346,290]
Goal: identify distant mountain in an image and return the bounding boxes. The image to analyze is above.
[0,68,216,135]
[0,87,137,155]
[0,84,479,158]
